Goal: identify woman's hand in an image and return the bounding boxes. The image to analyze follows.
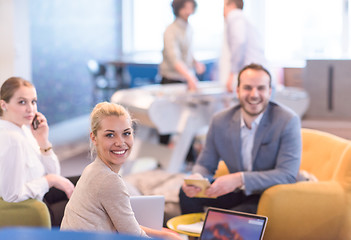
[187,76,198,92]
[45,174,75,199]
[141,226,183,240]
[31,112,51,149]
[195,61,206,75]
[160,228,184,240]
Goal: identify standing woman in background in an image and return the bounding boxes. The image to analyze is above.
[159,0,206,91]
[0,77,76,226]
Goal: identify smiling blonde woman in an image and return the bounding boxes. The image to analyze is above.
[61,102,182,240]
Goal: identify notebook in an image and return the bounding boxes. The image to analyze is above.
[130,195,165,230]
[199,207,268,240]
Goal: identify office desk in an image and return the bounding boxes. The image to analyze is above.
[107,51,218,67]
[105,51,219,88]
[0,227,151,240]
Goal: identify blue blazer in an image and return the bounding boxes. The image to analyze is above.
[193,102,302,196]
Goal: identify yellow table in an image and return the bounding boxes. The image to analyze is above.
[166,213,205,237]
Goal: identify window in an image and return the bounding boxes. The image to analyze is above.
[123,0,351,67]
[122,0,224,55]
[264,0,351,66]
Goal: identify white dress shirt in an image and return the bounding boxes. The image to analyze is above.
[240,113,263,171]
[225,9,267,75]
[239,113,263,190]
[0,119,60,202]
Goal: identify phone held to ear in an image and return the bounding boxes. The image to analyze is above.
[32,114,40,130]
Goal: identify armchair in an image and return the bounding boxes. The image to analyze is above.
[257,128,351,240]
[214,128,351,239]
[0,198,51,228]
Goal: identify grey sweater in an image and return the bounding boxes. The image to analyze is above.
[61,158,148,237]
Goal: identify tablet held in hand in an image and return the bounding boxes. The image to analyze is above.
[184,177,216,198]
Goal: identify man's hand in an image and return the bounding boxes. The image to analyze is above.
[226,73,235,93]
[205,172,243,198]
[181,173,203,198]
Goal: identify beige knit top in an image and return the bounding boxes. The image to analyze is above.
[61,158,148,238]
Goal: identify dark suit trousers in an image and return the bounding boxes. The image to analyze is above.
[43,176,80,227]
[179,187,261,214]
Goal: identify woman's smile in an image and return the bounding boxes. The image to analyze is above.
[91,115,134,173]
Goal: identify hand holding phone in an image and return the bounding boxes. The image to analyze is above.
[32,114,40,130]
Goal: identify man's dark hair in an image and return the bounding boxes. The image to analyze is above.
[237,63,272,87]
[227,0,244,10]
[171,0,197,17]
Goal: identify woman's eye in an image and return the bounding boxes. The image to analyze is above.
[106,133,114,138]
[18,100,26,105]
[32,100,37,105]
[124,131,131,136]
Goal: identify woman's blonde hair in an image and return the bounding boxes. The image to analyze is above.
[89,102,134,158]
[0,77,34,116]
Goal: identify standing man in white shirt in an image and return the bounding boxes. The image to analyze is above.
[224,0,267,93]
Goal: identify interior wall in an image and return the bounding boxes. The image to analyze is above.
[29,0,122,125]
[0,0,15,85]
[0,0,31,85]
[13,0,32,81]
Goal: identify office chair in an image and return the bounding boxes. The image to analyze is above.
[0,198,51,228]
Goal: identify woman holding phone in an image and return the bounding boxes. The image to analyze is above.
[0,77,75,226]
[61,102,181,239]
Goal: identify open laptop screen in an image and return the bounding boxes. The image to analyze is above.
[199,207,268,240]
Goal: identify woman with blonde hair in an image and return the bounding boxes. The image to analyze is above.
[61,102,181,239]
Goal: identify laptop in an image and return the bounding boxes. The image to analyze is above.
[199,207,268,240]
[130,195,165,230]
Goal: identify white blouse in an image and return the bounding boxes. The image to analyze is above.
[0,119,60,202]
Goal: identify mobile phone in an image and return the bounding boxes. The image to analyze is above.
[32,114,40,130]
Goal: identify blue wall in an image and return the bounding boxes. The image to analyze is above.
[29,0,122,125]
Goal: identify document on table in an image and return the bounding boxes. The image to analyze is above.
[177,221,204,234]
